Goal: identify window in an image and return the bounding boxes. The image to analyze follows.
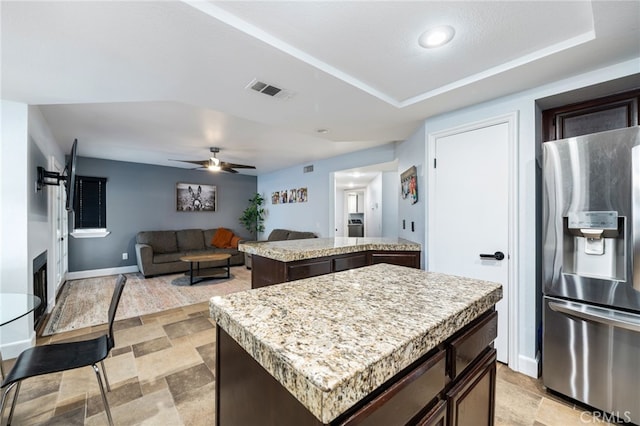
[71,176,110,238]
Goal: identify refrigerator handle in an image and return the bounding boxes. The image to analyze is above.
[548,301,640,333]
[633,145,640,291]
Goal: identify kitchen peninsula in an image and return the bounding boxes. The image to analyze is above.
[210,264,502,425]
[240,237,421,288]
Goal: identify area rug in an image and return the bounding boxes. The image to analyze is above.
[42,266,251,336]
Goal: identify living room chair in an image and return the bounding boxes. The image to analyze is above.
[0,274,127,426]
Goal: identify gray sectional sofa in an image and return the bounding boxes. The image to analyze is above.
[244,228,317,269]
[135,228,245,277]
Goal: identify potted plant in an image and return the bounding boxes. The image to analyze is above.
[239,192,265,237]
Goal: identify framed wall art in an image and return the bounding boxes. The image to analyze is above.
[272,187,308,204]
[176,182,217,211]
[401,166,418,205]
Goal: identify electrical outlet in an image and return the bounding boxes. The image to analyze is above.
[122,253,128,260]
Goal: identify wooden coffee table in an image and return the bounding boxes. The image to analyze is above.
[180,253,231,285]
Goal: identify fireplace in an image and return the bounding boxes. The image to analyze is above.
[33,251,48,330]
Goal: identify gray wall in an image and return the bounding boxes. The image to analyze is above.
[68,157,257,272]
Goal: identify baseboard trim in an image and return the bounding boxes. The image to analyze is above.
[0,334,37,360]
[517,352,540,378]
[67,265,139,280]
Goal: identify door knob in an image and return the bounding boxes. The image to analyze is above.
[480,251,505,260]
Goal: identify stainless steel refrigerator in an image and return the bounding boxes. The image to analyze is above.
[542,126,640,424]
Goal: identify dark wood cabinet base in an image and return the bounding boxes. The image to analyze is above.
[251,250,421,288]
[215,309,497,426]
[216,326,323,426]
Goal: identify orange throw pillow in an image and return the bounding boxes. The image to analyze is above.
[227,235,241,249]
[211,228,233,248]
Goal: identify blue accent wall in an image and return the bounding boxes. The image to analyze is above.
[68,157,256,272]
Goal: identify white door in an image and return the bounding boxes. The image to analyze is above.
[51,159,68,292]
[428,117,514,364]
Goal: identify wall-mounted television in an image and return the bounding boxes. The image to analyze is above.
[37,138,79,212]
[64,139,78,211]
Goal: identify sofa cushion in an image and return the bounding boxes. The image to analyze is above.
[287,231,316,240]
[212,227,234,248]
[176,229,205,251]
[268,229,290,241]
[203,229,217,248]
[137,231,178,254]
[229,235,242,249]
[153,252,184,264]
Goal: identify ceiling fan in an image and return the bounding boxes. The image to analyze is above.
[171,147,256,174]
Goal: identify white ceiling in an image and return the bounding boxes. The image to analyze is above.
[2,1,639,179]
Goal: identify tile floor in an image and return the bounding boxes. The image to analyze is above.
[1,302,615,425]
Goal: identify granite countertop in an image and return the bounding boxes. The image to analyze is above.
[210,263,502,423]
[238,236,421,262]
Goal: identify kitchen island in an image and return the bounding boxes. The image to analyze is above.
[239,237,421,288]
[210,263,502,425]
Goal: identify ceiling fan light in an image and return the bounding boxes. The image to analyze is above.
[208,156,221,171]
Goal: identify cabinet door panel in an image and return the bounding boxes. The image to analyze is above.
[448,311,497,380]
[341,350,446,426]
[446,348,496,426]
[542,89,640,141]
[370,251,420,268]
[416,400,447,426]
[287,259,332,281]
[333,253,368,272]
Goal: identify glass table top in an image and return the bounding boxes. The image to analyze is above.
[0,293,41,326]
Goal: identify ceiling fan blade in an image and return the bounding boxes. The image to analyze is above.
[220,161,256,169]
[221,166,239,174]
[169,159,208,167]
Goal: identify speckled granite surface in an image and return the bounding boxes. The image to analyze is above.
[210,263,502,423]
[239,237,421,262]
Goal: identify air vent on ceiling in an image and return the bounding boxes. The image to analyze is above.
[303,165,314,173]
[246,79,295,100]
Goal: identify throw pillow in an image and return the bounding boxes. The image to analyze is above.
[211,228,234,248]
[228,235,241,249]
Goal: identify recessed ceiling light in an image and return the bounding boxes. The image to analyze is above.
[317,129,329,134]
[418,25,455,48]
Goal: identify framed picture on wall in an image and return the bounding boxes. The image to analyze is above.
[401,166,418,205]
[273,187,308,204]
[176,182,217,212]
[298,187,308,202]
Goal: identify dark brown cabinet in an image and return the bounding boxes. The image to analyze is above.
[446,348,497,426]
[417,400,447,426]
[448,311,498,380]
[251,250,421,289]
[333,253,368,272]
[287,258,332,281]
[542,89,640,142]
[370,251,421,268]
[340,350,446,426]
[216,309,498,426]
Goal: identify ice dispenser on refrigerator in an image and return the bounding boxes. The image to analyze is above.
[563,211,625,281]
